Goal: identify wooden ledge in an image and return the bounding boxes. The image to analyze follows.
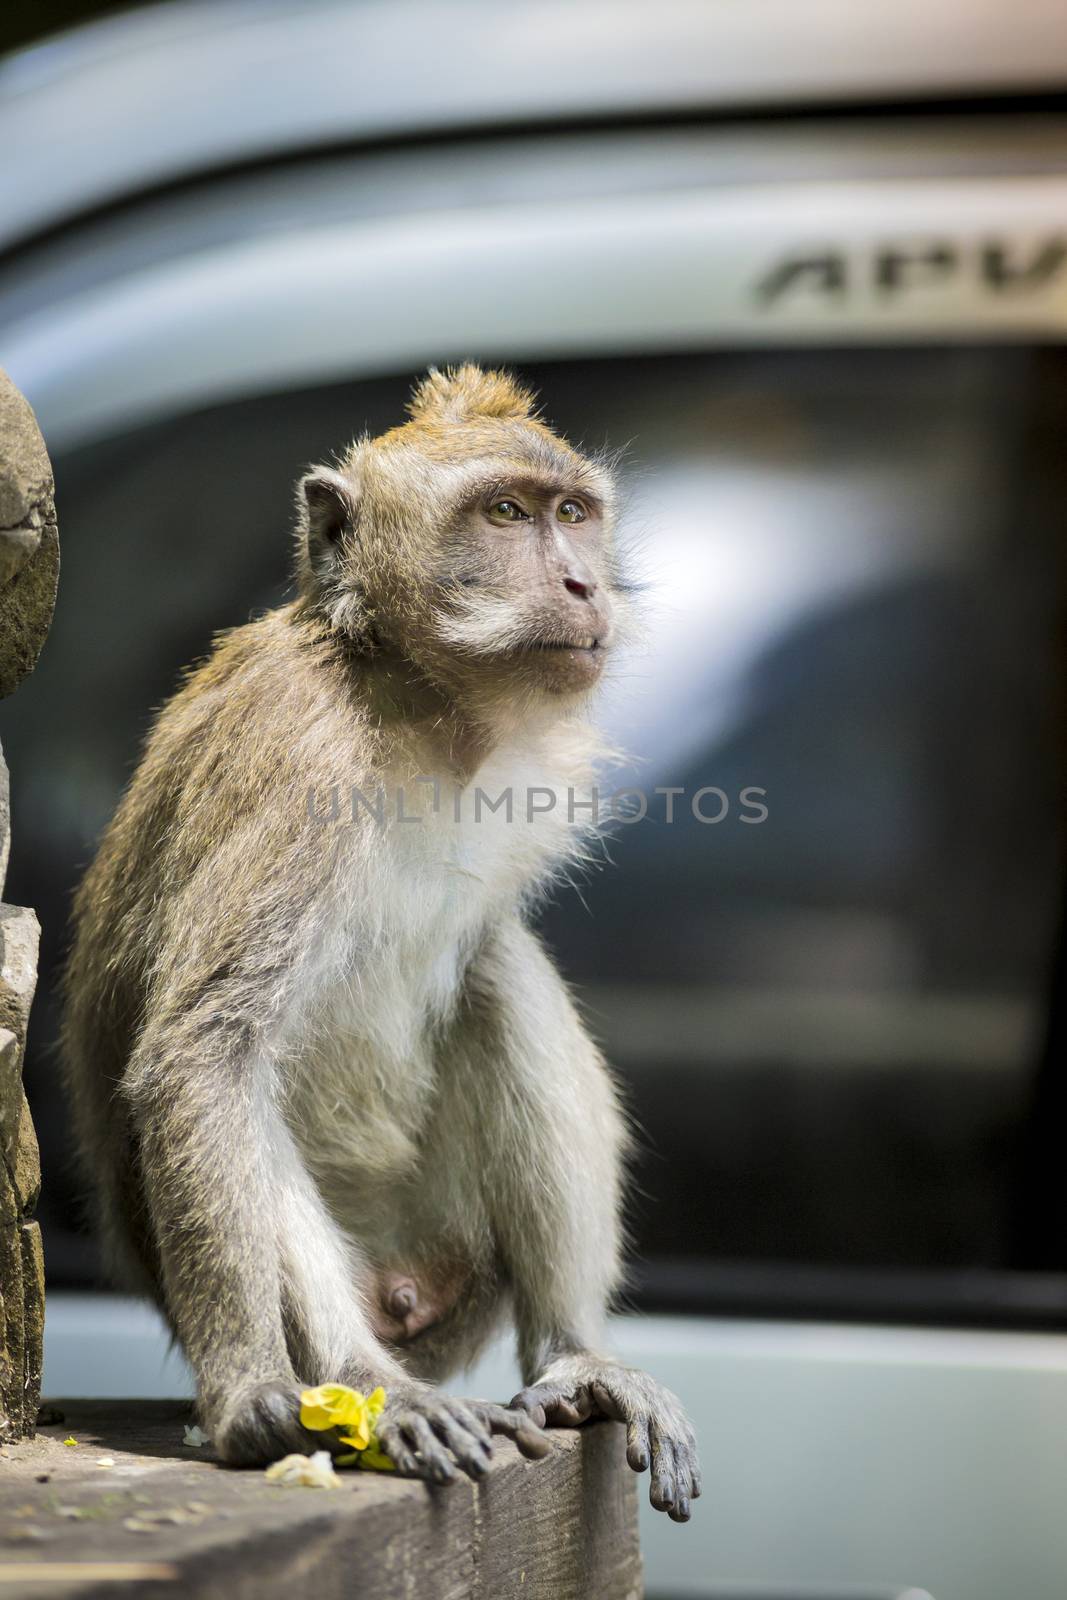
[0,1400,642,1599]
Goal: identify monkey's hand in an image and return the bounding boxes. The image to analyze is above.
[214,1379,332,1467]
[512,1356,701,1522]
[374,1382,552,1486]
[213,1378,550,1480]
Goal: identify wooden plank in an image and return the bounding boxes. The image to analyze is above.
[0,1400,642,1599]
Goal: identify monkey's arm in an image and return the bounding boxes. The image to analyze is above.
[120,823,412,1464]
[451,917,701,1521]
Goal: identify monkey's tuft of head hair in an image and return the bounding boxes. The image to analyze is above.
[405,364,538,427]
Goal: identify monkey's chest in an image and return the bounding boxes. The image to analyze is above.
[289,936,463,1187]
[286,838,493,1205]
[285,762,573,1228]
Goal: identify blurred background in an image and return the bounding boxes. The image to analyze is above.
[2,2,1067,1597]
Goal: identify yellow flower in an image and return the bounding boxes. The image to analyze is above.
[62,1437,77,1447]
[299,1384,390,1459]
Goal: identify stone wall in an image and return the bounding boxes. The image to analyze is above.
[0,368,58,1440]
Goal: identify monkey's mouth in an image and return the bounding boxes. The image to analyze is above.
[528,636,602,653]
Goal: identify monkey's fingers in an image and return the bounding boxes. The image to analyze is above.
[403,1412,460,1486]
[508,1384,563,1431]
[626,1416,651,1473]
[377,1414,457,1487]
[671,1430,701,1519]
[439,1399,495,1457]
[478,1400,553,1459]
[547,1391,595,1426]
[427,1404,493,1481]
[510,1383,593,1432]
[510,1387,548,1429]
[374,1423,421,1479]
[647,1414,681,1510]
[649,1429,680,1517]
[589,1378,629,1423]
[648,1420,701,1523]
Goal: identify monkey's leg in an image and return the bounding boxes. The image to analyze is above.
[125,945,546,1480]
[125,1006,413,1466]
[453,919,701,1521]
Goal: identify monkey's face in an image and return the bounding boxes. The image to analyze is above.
[296,368,631,710]
[428,467,619,699]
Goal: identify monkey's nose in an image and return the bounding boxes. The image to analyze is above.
[563,575,596,601]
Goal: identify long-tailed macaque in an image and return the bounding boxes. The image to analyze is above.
[62,366,699,1519]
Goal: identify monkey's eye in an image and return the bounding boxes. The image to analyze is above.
[488,499,530,523]
[557,500,587,524]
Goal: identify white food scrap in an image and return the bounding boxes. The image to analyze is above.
[264,1450,340,1489]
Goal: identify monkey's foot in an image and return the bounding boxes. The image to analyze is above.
[512,1356,701,1521]
[374,1384,551,1486]
[213,1379,324,1467]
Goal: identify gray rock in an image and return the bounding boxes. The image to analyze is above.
[0,1033,18,1226]
[0,1094,38,1226]
[0,370,51,1442]
[0,525,39,587]
[0,370,51,529]
[11,1091,40,1216]
[0,906,40,1173]
[0,737,7,897]
[20,1220,44,1431]
[0,1217,24,1440]
[0,369,59,698]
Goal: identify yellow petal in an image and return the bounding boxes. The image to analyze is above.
[62,1437,77,1447]
[300,1383,369,1433]
[299,1400,337,1432]
[337,1419,371,1450]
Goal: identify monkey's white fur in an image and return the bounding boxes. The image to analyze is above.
[282,721,616,1377]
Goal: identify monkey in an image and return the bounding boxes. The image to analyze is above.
[61,365,700,1521]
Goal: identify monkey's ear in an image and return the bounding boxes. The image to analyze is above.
[299,467,357,575]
